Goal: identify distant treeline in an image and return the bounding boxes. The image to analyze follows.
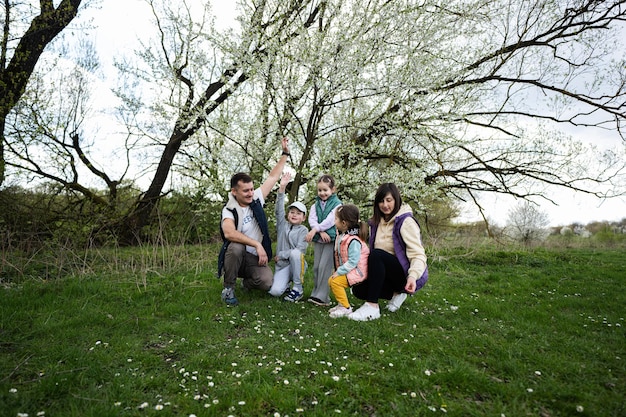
[2,186,623,253]
[0,186,225,250]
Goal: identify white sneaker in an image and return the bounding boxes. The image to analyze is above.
[387,293,407,312]
[329,306,353,318]
[328,305,342,314]
[348,303,380,321]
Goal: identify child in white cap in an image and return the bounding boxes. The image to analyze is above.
[268,172,309,302]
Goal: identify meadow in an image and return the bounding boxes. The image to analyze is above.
[1,242,624,416]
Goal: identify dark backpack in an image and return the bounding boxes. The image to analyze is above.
[217,207,237,278]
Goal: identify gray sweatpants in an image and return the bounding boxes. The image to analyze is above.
[268,249,307,296]
[309,241,334,303]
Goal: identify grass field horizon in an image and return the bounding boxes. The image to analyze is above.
[1,242,624,416]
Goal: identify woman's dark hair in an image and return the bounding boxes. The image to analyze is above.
[372,183,402,224]
[336,204,369,242]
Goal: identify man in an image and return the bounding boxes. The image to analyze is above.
[218,137,291,305]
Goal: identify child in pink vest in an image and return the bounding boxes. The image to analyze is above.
[327,204,370,318]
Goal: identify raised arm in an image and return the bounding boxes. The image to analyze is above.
[278,171,292,194]
[259,137,290,199]
[275,172,292,226]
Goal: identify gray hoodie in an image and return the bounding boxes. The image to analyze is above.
[275,192,309,268]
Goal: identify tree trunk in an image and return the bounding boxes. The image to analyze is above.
[0,0,83,186]
[118,70,249,245]
[119,130,187,245]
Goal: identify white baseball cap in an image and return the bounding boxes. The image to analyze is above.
[288,201,307,214]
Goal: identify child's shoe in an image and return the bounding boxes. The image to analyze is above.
[328,304,342,314]
[329,306,353,318]
[284,289,303,302]
[307,297,329,306]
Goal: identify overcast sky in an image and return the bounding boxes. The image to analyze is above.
[81,0,625,227]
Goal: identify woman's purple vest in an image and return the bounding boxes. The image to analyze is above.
[369,212,428,294]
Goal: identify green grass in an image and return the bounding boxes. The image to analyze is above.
[1,245,625,416]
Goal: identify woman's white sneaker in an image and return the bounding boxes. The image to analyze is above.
[348,303,381,321]
[387,293,407,312]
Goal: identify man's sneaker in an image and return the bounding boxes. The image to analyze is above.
[221,287,238,306]
[284,289,303,302]
[387,293,408,312]
[307,296,329,306]
[348,303,381,321]
[329,306,353,318]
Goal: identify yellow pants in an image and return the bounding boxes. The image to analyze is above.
[328,274,350,308]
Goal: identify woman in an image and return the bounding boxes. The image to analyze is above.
[349,183,428,321]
